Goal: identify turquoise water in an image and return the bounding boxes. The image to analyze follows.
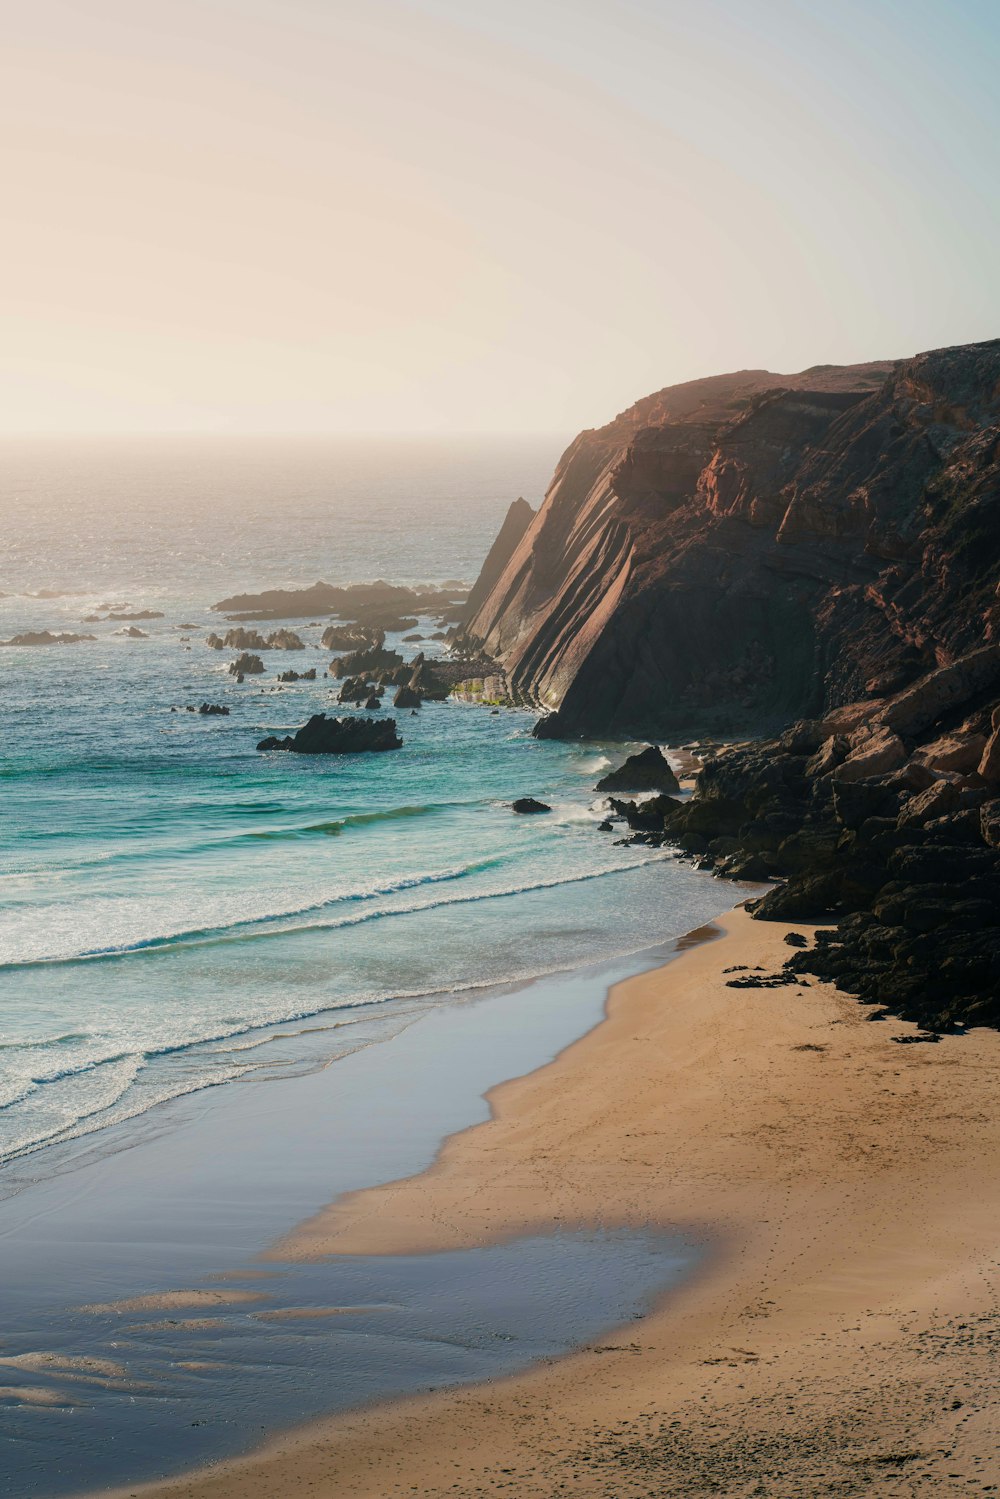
[0,436,734,1176]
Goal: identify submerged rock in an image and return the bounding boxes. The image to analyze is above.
[257,714,402,754]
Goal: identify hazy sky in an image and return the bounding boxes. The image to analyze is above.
[3,0,998,433]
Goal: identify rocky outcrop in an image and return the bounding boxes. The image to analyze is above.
[215,627,305,650]
[213,580,468,624]
[329,644,404,678]
[397,653,450,702]
[321,625,382,652]
[460,341,1000,741]
[338,675,375,703]
[1,631,96,646]
[596,745,680,793]
[229,652,264,676]
[620,647,1000,1030]
[277,668,317,682]
[257,714,402,754]
[511,797,551,814]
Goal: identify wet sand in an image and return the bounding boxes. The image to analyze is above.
[104,905,1000,1497]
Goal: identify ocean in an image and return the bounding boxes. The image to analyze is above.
[0,435,735,1181]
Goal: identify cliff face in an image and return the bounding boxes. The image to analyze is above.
[462,342,1000,740]
[460,497,534,624]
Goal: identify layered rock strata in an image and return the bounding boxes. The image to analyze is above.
[461,341,1000,742]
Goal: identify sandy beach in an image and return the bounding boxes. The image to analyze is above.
[103,905,1000,1498]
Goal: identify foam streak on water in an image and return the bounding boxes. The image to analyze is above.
[0,437,737,1177]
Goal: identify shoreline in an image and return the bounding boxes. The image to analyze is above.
[106,904,1000,1498]
[1,911,735,1499]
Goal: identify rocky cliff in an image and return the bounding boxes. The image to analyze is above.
[461,341,1000,740]
[462,339,1000,1030]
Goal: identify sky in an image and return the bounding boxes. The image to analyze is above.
[2,0,999,434]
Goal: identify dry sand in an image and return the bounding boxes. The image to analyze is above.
[107,906,1000,1498]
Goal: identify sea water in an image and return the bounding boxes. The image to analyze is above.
[0,435,733,1178]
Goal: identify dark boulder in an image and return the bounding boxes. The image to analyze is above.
[338,675,374,703]
[608,793,682,832]
[596,745,681,794]
[394,685,422,709]
[257,714,402,754]
[330,644,404,678]
[512,797,551,814]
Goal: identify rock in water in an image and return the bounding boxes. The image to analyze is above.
[511,797,552,814]
[393,685,422,709]
[266,628,306,650]
[229,652,265,676]
[321,624,382,652]
[1,630,96,646]
[257,714,402,754]
[596,745,680,793]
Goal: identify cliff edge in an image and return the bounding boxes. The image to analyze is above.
[461,341,1000,740]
